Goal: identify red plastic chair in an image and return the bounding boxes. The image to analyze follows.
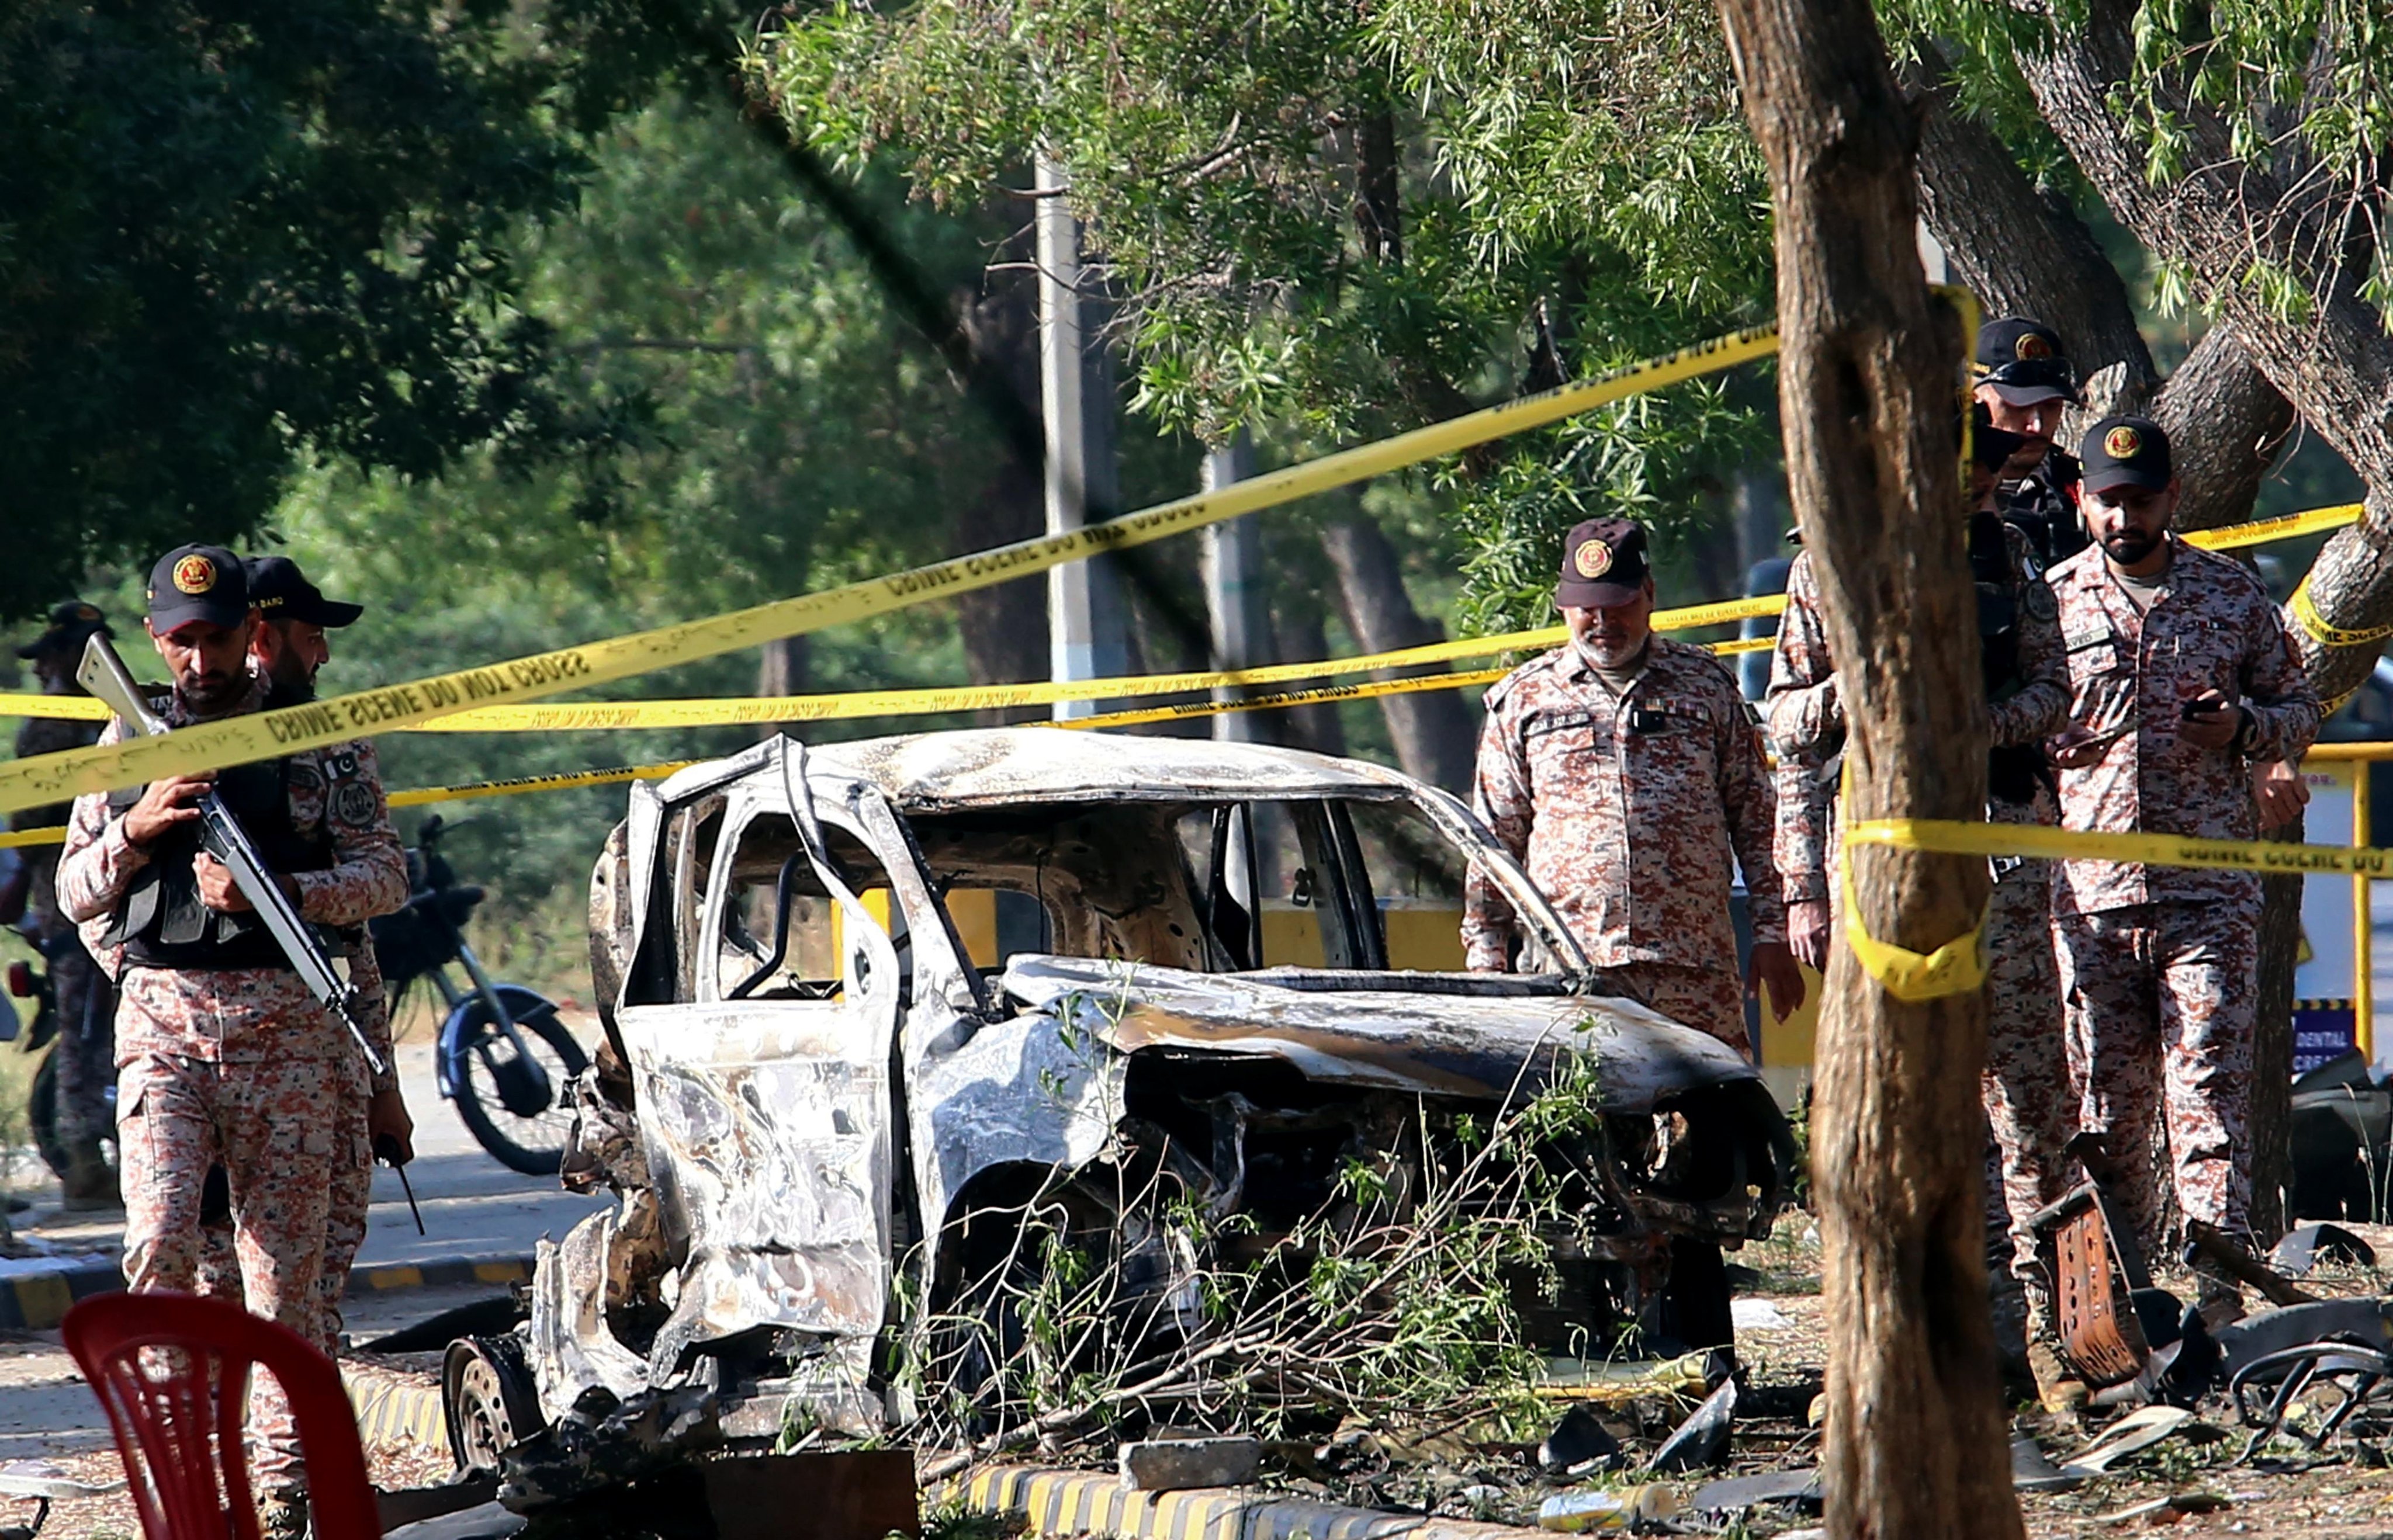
[63,1292,382,1540]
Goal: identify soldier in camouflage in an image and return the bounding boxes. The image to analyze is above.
[1766,408,2084,1407]
[247,556,411,1351]
[9,602,117,1208]
[1464,518,1803,1057]
[2046,417,2319,1322]
[55,545,407,1534]
[1973,317,2087,572]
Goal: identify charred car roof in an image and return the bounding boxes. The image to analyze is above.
[647,727,1424,811]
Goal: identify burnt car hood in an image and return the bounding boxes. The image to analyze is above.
[998,956,1758,1111]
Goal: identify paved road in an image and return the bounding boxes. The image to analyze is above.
[0,1022,608,1469]
[18,1032,610,1274]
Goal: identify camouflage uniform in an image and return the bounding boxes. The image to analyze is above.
[197,941,387,1348]
[13,709,112,1158]
[56,673,405,1490]
[1764,530,2079,1290]
[1464,637,1784,1055]
[316,939,390,1346]
[2046,536,2319,1247]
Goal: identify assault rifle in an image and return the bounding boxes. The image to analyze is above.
[76,635,387,1078]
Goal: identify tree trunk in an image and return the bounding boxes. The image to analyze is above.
[950,275,1054,722]
[756,633,810,738]
[2150,327,2300,537]
[1904,44,2157,397]
[2008,0,2393,703]
[1272,602,1350,757]
[2251,816,2305,1241]
[1320,514,1478,790]
[1719,0,2018,1533]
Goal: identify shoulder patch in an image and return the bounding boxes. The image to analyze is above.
[332,781,379,828]
[325,748,363,781]
[2024,582,2059,623]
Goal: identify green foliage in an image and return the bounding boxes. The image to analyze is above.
[913,1038,1615,1452]
[0,0,635,619]
[68,98,1041,920]
[1890,0,2393,333]
[756,0,1778,632]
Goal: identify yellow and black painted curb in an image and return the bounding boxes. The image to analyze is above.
[0,1253,533,1331]
[943,1465,1531,1540]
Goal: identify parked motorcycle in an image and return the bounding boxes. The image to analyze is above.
[372,815,587,1176]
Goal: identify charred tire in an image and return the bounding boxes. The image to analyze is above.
[451,1004,588,1177]
[443,1334,544,1475]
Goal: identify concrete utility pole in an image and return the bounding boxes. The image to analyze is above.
[1201,432,1270,743]
[1035,152,1129,720]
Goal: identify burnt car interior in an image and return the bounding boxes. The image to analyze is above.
[650,789,1505,1003]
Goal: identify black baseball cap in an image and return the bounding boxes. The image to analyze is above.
[2080,415,2173,493]
[14,601,110,660]
[245,555,363,628]
[1556,518,1651,608]
[145,544,251,633]
[1973,317,2079,405]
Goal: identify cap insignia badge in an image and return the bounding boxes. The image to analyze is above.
[1574,540,1614,579]
[172,555,217,595]
[2105,425,2143,460]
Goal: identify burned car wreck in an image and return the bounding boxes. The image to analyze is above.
[451,729,1793,1490]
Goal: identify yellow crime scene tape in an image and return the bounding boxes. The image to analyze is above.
[1846,816,2393,880]
[0,325,1785,816]
[0,502,2351,737]
[0,618,1772,735]
[0,760,705,849]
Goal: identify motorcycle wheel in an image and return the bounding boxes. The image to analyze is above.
[451,1003,588,1177]
[27,1050,68,1183]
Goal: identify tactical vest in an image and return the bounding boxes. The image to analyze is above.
[99,757,334,969]
[2000,449,2089,571]
[1970,512,2056,808]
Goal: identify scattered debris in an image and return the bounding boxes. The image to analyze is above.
[2183,1225,2318,1308]
[2229,1336,2393,1463]
[2062,1404,2195,1474]
[2094,1490,2229,1525]
[1647,1378,1737,1473]
[0,1462,123,1501]
[1536,1350,1729,1405]
[2271,1223,2377,1277]
[1537,1405,1623,1475]
[375,1476,501,1531]
[2010,1435,2084,1494]
[1689,1467,1821,1514]
[381,1502,527,1540]
[1730,1297,1791,1331]
[1118,1437,1264,1492]
[1537,1485,1680,1532]
[700,1453,919,1540]
[2215,1298,2393,1376]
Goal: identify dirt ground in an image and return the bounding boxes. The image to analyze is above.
[23,1223,2393,1536]
[1682,1223,2393,1538]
